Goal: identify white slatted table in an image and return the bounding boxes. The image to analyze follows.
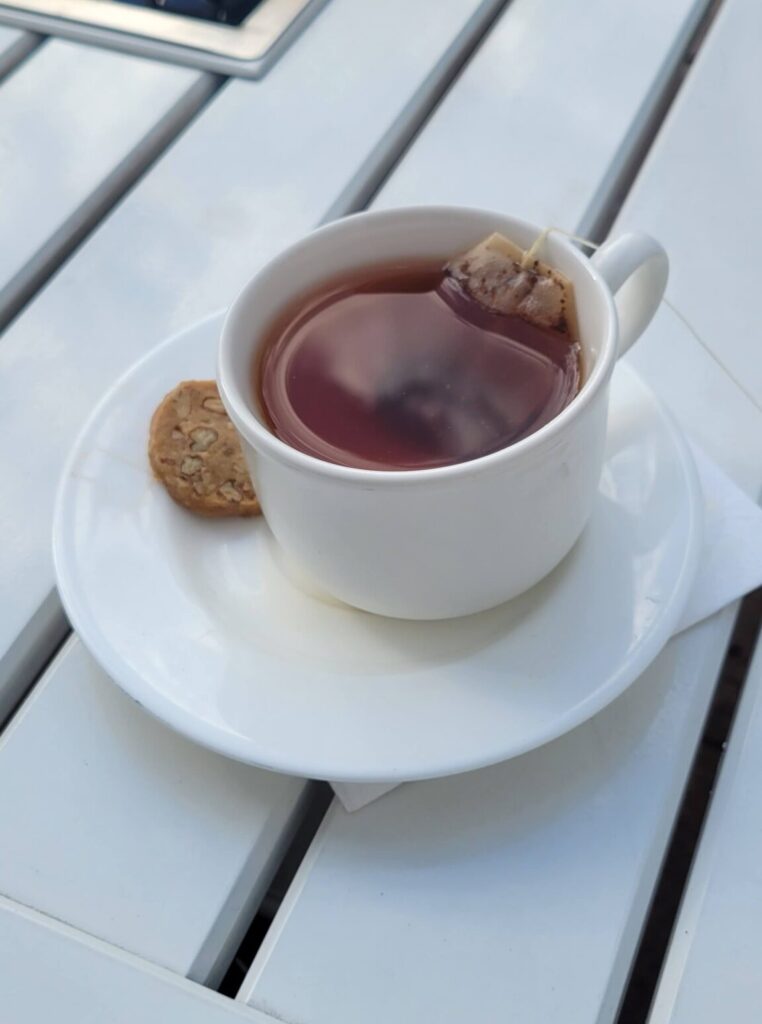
[615,0,762,408]
[0,24,37,76]
[0,897,273,1024]
[238,1,762,1022]
[0,39,212,317]
[647,636,762,1024]
[620,1,762,1019]
[0,0,758,1019]
[0,639,310,984]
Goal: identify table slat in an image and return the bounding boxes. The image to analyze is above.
[613,0,762,407]
[0,26,38,78]
[0,39,209,320]
[376,0,708,234]
[648,634,762,1024]
[0,895,275,1024]
[0,639,311,984]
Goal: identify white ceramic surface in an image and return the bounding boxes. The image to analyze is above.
[53,314,700,783]
[219,207,667,619]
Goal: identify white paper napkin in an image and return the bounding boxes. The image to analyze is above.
[331,445,762,813]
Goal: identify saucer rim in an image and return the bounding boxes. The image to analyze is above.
[52,311,703,783]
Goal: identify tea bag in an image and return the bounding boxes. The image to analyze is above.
[444,231,579,339]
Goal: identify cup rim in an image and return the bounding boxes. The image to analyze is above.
[218,205,619,484]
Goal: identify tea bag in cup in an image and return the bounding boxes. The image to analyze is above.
[444,231,579,340]
[368,230,582,463]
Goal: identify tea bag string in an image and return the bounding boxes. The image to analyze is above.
[523,226,762,412]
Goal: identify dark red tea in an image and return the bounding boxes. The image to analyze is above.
[255,262,581,471]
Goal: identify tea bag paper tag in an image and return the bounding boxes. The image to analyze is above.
[445,232,579,338]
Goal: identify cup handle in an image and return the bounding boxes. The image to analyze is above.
[590,232,668,357]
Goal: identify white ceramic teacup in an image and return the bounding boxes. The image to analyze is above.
[218,207,668,620]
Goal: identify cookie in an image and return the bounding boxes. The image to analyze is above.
[148,380,261,518]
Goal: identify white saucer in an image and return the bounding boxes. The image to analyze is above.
[53,312,702,783]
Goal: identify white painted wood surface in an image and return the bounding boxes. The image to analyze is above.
[620,2,762,1020]
[0,896,275,1024]
[648,638,762,1024]
[0,0,501,714]
[0,40,209,316]
[376,0,708,236]
[240,617,739,1024]
[0,638,310,984]
[240,1,762,1021]
[0,24,23,57]
[0,25,37,78]
[615,0,762,408]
